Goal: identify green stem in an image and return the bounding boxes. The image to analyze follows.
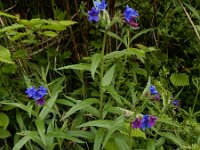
[99,30,108,119]
[192,89,199,114]
[129,123,132,149]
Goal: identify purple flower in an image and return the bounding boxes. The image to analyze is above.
[149,116,157,127]
[88,7,100,22]
[153,94,160,100]
[129,17,139,27]
[141,115,151,130]
[132,118,142,129]
[36,98,46,106]
[94,0,107,10]
[124,5,139,23]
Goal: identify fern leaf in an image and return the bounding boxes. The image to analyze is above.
[119,123,146,139]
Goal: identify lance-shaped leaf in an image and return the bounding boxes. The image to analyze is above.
[102,64,116,87]
[61,98,99,121]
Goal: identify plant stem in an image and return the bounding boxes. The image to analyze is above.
[99,30,108,119]
[129,123,132,149]
[192,89,199,114]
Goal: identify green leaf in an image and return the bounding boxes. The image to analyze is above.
[105,86,122,105]
[46,132,84,143]
[48,77,65,96]
[61,98,99,121]
[42,23,66,31]
[1,64,17,74]
[146,140,155,150]
[25,18,45,26]
[13,131,38,150]
[78,120,114,129]
[0,46,14,64]
[106,31,125,46]
[35,119,46,146]
[0,127,11,139]
[127,48,145,58]
[114,134,129,150]
[104,138,119,150]
[102,64,116,86]
[0,113,9,128]
[0,11,16,19]
[10,31,32,41]
[102,117,124,148]
[57,63,91,71]
[159,132,187,148]
[0,24,24,33]
[39,93,59,120]
[0,102,36,117]
[119,123,146,139]
[157,117,181,127]
[68,130,94,141]
[104,49,137,60]
[13,50,28,59]
[91,53,102,80]
[16,111,26,131]
[170,73,190,86]
[59,20,77,26]
[130,28,155,43]
[42,31,57,37]
[155,137,166,147]
[183,2,200,21]
[94,128,105,150]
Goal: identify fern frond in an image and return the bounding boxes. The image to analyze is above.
[119,123,146,139]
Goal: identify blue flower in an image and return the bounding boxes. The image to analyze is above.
[141,115,151,130]
[124,5,139,23]
[94,0,107,10]
[25,86,48,105]
[88,7,100,22]
[150,86,159,95]
[38,86,47,97]
[31,90,43,101]
[25,86,37,98]
[173,100,179,107]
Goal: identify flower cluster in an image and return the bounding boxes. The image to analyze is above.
[173,99,179,106]
[149,85,160,100]
[25,86,47,105]
[88,1,139,28]
[132,115,157,130]
[123,5,139,27]
[88,0,107,22]
[173,99,180,111]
